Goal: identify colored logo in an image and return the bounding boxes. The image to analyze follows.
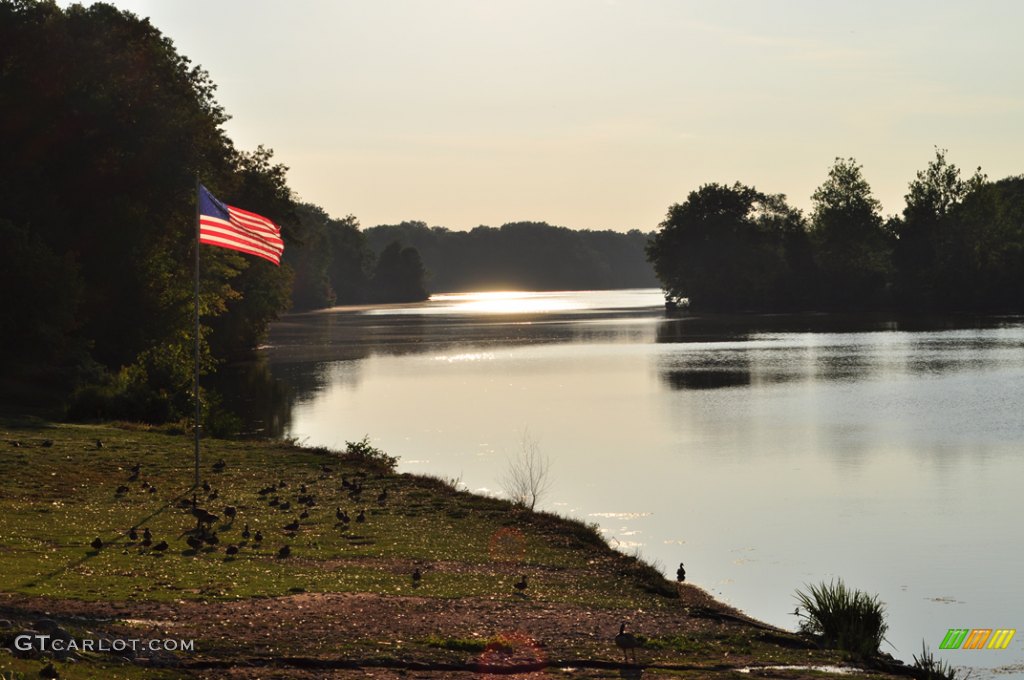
[940,629,1015,650]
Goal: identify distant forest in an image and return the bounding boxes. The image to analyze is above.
[363,222,658,293]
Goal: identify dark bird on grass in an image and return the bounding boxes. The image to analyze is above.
[90,537,103,551]
[376,487,388,505]
[148,486,157,494]
[614,622,640,663]
[283,519,300,532]
[278,480,287,489]
[128,462,141,480]
[202,480,211,493]
[341,475,352,490]
[226,545,239,556]
[38,662,60,679]
[212,459,226,472]
[299,509,309,519]
[204,532,219,546]
[115,485,129,495]
[207,490,218,501]
[128,527,138,541]
[186,535,203,552]
[254,530,263,543]
[141,481,150,489]
[278,501,291,511]
[224,505,237,520]
[412,568,422,587]
[268,496,280,507]
[335,507,345,522]
[142,528,153,546]
[356,509,366,523]
[153,541,169,551]
[300,483,308,494]
[514,575,527,594]
[320,464,333,474]
[41,439,53,448]
[277,545,291,558]
[676,563,686,582]
[9,440,20,448]
[258,486,274,496]
[242,524,251,540]
[95,439,104,449]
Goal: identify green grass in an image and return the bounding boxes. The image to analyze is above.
[794,579,888,659]
[0,420,662,609]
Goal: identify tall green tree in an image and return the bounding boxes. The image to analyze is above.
[809,158,893,308]
[645,183,811,311]
[370,241,428,303]
[893,149,985,308]
[0,1,297,418]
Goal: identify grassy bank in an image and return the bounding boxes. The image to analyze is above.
[0,418,909,678]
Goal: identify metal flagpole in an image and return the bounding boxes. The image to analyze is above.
[193,177,201,488]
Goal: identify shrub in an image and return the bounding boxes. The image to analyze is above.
[341,436,399,472]
[912,642,972,680]
[794,579,888,659]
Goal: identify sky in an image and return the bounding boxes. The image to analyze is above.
[64,0,1024,231]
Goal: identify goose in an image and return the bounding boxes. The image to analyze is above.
[224,505,237,521]
[412,568,422,587]
[186,535,204,552]
[152,540,169,551]
[356,509,366,523]
[241,523,251,540]
[514,575,527,594]
[299,509,309,519]
[41,439,53,448]
[283,519,300,532]
[278,545,291,558]
[614,622,640,663]
[278,501,291,511]
[377,487,388,505]
[95,439,104,449]
[115,485,129,495]
[90,537,103,551]
[335,507,345,522]
[254,530,263,543]
[212,459,226,472]
[202,480,211,493]
[128,527,138,541]
[676,563,686,582]
[226,545,239,556]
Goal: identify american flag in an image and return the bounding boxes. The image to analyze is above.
[198,184,284,265]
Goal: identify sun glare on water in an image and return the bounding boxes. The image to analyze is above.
[428,291,579,315]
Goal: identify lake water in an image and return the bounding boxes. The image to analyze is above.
[259,289,1024,677]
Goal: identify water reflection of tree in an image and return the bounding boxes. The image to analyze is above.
[209,359,294,438]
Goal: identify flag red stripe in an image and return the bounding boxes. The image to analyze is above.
[200,218,283,263]
[199,234,282,265]
[199,225,283,260]
[200,217,284,251]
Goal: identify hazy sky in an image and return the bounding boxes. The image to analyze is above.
[67,1,1024,231]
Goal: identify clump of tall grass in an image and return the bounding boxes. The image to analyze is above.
[912,642,972,680]
[794,579,888,659]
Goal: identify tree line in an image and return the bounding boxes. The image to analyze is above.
[362,222,658,293]
[647,153,1024,312]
